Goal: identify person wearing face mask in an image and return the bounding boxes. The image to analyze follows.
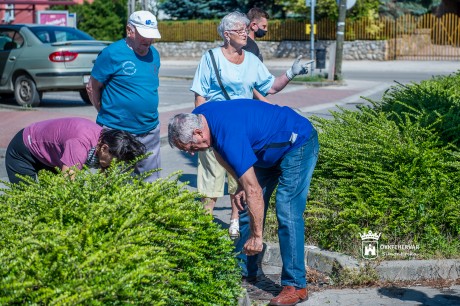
[244,8,270,102]
[243,7,269,62]
[86,11,162,182]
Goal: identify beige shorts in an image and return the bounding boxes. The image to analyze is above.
[197,148,237,197]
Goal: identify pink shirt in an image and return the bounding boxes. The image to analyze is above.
[23,117,102,169]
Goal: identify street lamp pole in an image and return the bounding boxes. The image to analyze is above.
[334,0,347,79]
[310,0,315,61]
[128,0,135,17]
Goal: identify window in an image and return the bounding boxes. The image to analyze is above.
[36,31,51,43]
[0,29,23,51]
[29,26,94,43]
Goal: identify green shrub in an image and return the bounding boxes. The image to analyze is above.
[307,106,460,259]
[264,73,460,260]
[292,73,330,83]
[374,72,460,147]
[0,164,242,305]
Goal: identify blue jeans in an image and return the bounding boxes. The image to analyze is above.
[235,130,319,288]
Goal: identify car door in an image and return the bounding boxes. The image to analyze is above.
[0,29,24,87]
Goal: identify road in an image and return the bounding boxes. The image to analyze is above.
[1,59,455,114]
[1,59,458,171]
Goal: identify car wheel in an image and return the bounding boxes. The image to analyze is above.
[14,75,41,107]
[79,89,92,104]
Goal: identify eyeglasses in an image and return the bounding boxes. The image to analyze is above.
[227,29,249,36]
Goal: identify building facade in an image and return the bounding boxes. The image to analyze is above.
[1,0,90,24]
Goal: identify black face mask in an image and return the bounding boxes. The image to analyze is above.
[254,28,267,38]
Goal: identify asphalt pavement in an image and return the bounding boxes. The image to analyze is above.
[1,59,460,305]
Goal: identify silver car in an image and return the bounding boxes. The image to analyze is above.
[0,24,111,106]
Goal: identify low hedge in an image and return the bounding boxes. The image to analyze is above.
[264,72,460,260]
[307,107,460,259]
[376,72,460,148]
[0,165,242,305]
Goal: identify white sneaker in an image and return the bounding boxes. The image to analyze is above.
[229,219,240,239]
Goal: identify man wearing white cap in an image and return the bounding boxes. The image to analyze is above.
[86,11,162,182]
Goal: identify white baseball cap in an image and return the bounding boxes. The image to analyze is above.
[129,11,161,39]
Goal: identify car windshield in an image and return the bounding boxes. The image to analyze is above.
[29,26,95,43]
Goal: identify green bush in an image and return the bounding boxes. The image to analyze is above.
[0,165,242,305]
[307,107,460,259]
[264,73,460,260]
[375,72,460,147]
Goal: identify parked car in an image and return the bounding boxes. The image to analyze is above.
[0,24,111,106]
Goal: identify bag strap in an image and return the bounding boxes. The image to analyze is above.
[208,49,231,100]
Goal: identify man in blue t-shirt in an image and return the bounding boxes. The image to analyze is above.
[168,99,319,306]
[86,11,161,182]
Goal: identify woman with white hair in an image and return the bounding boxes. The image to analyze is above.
[190,11,311,240]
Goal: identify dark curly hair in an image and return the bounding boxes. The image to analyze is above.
[99,129,146,163]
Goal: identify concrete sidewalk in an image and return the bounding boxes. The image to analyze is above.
[161,58,460,73]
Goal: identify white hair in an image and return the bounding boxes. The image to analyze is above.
[217,11,249,40]
[168,113,202,148]
[127,23,135,32]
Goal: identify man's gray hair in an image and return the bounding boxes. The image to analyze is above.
[217,11,250,39]
[127,23,135,31]
[168,113,202,148]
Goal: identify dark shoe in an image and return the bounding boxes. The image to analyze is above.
[269,286,308,306]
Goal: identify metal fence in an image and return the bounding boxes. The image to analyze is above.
[158,14,460,60]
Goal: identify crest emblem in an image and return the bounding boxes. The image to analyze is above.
[360,230,381,260]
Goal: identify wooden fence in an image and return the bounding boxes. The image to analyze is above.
[158,14,460,60]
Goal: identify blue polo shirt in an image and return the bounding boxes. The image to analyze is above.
[193,99,315,178]
[91,39,160,134]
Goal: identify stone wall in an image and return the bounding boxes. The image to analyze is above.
[154,40,389,61]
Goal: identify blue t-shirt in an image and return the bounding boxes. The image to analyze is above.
[91,39,160,134]
[190,47,274,101]
[193,99,316,178]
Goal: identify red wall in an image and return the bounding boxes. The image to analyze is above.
[1,1,93,24]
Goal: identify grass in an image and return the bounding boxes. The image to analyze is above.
[293,72,330,83]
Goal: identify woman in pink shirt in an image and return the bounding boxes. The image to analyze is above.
[5,117,145,184]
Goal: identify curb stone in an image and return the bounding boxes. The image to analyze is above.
[261,243,460,282]
[238,290,251,306]
[305,245,360,275]
[376,259,460,281]
[259,243,359,275]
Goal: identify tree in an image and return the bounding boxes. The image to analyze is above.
[379,0,440,18]
[158,0,284,19]
[273,0,380,21]
[242,0,285,18]
[52,0,128,41]
[435,0,460,16]
[274,0,441,21]
[158,0,237,19]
